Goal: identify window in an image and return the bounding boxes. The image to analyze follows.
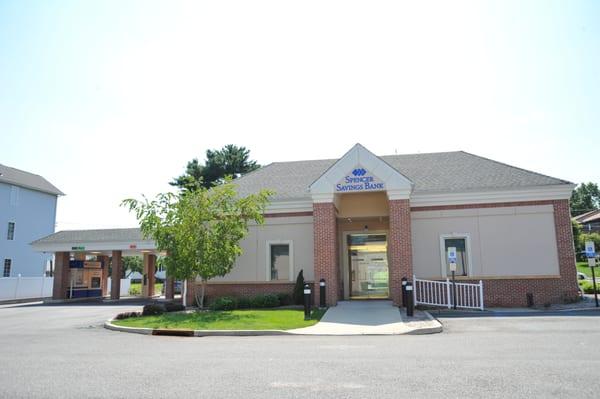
[7,222,15,240]
[3,259,11,277]
[266,241,293,281]
[440,235,470,277]
[9,186,19,206]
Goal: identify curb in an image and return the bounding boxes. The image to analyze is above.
[104,313,443,337]
[104,319,294,336]
[404,311,443,335]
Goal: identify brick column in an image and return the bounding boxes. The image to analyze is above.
[52,252,70,300]
[313,202,339,306]
[142,253,156,297]
[99,255,109,297]
[553,199,579,300]
[165,276,175,300]
[110,250,122,300]
[388,199,413,305]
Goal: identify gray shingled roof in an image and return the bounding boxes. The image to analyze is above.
[32,228,145,244]
[0,163,64,196]
[234,151,571,200]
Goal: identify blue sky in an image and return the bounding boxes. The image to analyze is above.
[1,1,599,230]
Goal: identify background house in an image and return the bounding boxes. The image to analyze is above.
[574,210,600,234]
[0,164,63,277]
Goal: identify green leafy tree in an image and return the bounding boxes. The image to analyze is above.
[122,179,272,307]
[122,256,143,276]
[170,145,260,191]
[571,182,600,216]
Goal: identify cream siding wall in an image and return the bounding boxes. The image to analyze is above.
[337,192,389,218]
[411,205,559,278]
[212,216,314,282]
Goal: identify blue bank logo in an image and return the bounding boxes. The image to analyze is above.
[352,168,367,176]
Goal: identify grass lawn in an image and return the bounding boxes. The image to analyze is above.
[113,308,327,330]
[577,261,599,278]
[129,282,163,296]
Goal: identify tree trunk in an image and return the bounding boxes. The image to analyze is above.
[200,280,206,309]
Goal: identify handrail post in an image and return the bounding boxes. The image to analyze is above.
[446,278,451,309]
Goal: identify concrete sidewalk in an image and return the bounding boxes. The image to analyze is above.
[289,300,442,335]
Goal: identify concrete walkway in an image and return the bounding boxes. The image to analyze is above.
[289,300,442,335]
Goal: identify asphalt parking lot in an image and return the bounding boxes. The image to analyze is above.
[1,301,600,399]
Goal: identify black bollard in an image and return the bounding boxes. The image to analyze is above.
[401,277,408,308]
[303,283,312,320]
[319,279,326,308]
[405,282,414,317]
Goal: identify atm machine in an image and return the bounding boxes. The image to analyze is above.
[68,259,103,298]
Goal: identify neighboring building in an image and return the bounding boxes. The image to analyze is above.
[0,164,63,277]
[574,209,600,233]
[32,144,578,307]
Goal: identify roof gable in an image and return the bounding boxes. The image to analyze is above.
[309,144,413,201]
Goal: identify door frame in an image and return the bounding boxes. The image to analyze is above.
[341,230,389,300]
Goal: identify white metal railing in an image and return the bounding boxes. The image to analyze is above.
[413,275,484,310]
[0,276,53,301]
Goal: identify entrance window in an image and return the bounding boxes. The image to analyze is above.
[348,233,389,298]
[3,259,11,277]
[441,235,469,277]
[267,241,293,281]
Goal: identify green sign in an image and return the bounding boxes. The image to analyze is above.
[71,246,85,251]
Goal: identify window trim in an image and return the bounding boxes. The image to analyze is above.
[7,221,15,241]
[439,233,472,277]
[3,259,12,278]
[265,240,294,282]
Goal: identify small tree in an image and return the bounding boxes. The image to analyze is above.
[293,270,305,305]
[122,180,272,307]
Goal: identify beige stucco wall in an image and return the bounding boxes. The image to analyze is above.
[337,192,389,218]
[212,216,314,283]
[411,205,560,278]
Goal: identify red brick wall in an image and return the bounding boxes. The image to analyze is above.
[388,199,413,305]
[412,199,579,307]
[313,202,339,306]
[204,282,296,299]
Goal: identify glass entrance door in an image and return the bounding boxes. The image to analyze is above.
[348,233,389,299]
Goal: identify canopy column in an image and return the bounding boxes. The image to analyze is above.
[110,250,122,300]
[52,252,70,300]
[142,253,156,297]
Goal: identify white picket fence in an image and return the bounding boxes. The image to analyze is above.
[106,278,131,296]
[413,275,484,310]
[0,276,53,301]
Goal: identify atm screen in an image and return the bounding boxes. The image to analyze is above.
[91,277,101,288]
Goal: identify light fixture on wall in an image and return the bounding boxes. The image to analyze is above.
[364,225,369,231]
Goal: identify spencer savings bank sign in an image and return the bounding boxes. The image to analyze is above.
[335,168,385,192]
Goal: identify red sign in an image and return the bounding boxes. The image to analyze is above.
[129,244,137,249]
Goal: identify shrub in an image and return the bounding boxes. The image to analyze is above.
[164,302,185,312]
[142,304,165,316]
[236,296,251,309]
[276,292,292,306]
[114,311,141,320]
[262,293,280,308]
[210,296,238,311]
[293,270,305,305]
